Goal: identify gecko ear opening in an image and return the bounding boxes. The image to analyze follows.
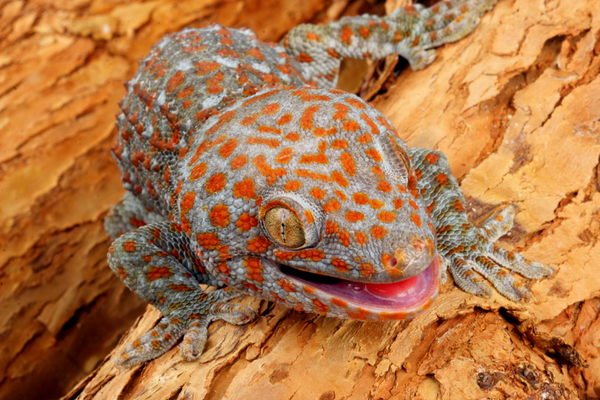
[374,132,411,186]
[259,193,323,250]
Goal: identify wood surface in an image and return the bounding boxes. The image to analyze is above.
[0,0,598,399]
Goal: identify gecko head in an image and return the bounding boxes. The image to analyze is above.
[183,87,440,320]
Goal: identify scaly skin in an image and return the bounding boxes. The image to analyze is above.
[105,0,552,369]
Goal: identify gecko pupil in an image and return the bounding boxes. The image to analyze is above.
[264,206,305,249]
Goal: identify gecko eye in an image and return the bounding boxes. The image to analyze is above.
[263,207,306,249]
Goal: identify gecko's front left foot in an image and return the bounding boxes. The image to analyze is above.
[116,294,256,369]
[441,206,554,301]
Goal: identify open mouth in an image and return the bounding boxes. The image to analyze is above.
[268,254,441,318]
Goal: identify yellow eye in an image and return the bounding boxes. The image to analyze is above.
[264,207,305,249]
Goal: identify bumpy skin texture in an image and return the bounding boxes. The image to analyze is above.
[106,0,552,369]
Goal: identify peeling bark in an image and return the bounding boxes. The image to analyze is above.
[1,0,599,399]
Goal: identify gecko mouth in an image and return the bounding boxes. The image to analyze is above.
[268,255,440,318]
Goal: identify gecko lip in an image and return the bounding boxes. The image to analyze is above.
[267,254,441,316]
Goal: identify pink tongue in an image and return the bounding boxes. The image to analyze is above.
[365,275,420,297]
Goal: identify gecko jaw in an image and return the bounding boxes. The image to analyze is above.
[265,254,441,319]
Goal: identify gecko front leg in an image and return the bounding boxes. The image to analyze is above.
[107,221,255,368]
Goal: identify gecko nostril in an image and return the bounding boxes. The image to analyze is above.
[389,257,398,268]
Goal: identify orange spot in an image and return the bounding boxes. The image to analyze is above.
[353,193,368,205]
[330,171,349,187]
[393,199,404,209]
[327,48,341,58]
[181,191,196,216]
[371,225,388,239]
[378,210,396,223]
[425,153,439,164]
[219,138,238,158]
[453,200,465,212]
[345,98,366,109]
[371,166,384,178]
[359,26,370,38]
[296,169,331,182]
[313,127,337,137]
[331,139,348,149]
[254,155,287,185]
[284,132,300,141]
[369,199,385,209]
[298,93,332,102]
[377,116,394,131]
[284,180,302,191]
[346,211,365,223]
[247,236,270,253]
[205,110,236,136]
[262,103,280,115]
[300,105,319,130]
[275,148,294,164]
[241,114,258,126]
[343,119,360,132]
[247,137,280,148]
[332,298,348,308]
[306,32,319,41]
[323,199,341,213]
[347,308,369,320]
[303,285,315,294]
[166,70,185,93]
[233,178,255,199]
[365,148,382,162]
[206,172,227,194]
[123,241,136,252]
[195,61,221,76]
[360,263,376,278]
[298,52,313,63]
[334,190,347,201]
[231,155,248,170]
[278,114,293,125]
[411,213,422,227]
[377,180,392,193]
[300,154,328,164]
[148,266,173,281]
[333,103,349,120]
[357,132,372,144]
[355,231,367,245]
[258,125,282,135]
[177,84,194,99]
[245,257,264,282]
[304,210,314,224]
[197,232,220,250]
[277,279,296,292]
[236,212,258,231]
[310,187,326,199]
[340,152,356,176]
[318,141,327,153]
[339,231,350,247]
[340,26,353,44]
[209,204,230,228]
[312,299,329,314]
[361,113,379,135]
[435,173,448,185]
[332,258,350,274]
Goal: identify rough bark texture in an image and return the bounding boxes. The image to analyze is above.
[1,0,599,399]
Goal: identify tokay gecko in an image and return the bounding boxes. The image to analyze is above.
[105,0,553,369]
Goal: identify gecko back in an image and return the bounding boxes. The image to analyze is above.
[112,25,310,218]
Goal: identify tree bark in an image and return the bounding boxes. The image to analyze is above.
[1,0,599,399]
